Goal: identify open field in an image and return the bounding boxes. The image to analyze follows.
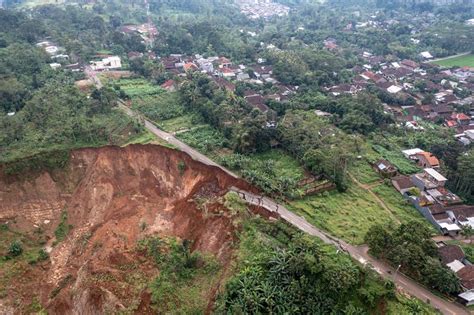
[287,179,433,244]
[176,126,228,156]
[350,159,381,185]
[113,78,164,98]
[249,149,306,183]
[432,54,474,68]
[157,114,205,133]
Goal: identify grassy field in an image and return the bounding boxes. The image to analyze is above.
[219,149,307,197]
[287,178,432,244]
[287,184,398,244]
[249,150,306,182]
[350,159,381,185]
[176,126,228,156]
[372,184,435,230]
[372,144,421,175]
[432,54,474,68]
[114,78,165,98]
[157,114,205,133]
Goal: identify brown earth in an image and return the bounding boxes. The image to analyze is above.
[0,144,257,314]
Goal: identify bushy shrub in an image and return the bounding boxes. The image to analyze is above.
[8,241,23,257]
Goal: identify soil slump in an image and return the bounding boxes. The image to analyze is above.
[0,144,254,314]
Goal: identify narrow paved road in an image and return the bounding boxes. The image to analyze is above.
[119,103,239,178]
[122,103,469,315]
[230,187,469,315]
[88,72,470,315]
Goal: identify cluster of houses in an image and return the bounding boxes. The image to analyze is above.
[36,40,71,70]
[436,241,474,305]
[326,51,474,143]
[374,149,474,304]
[373,148,474,238]
[158,54,298,117]
[236,0,289,20]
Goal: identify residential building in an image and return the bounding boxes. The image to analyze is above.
[414,151,440,168]
[391,175,416,194]
[90,56,122,71]
[373,159,398,178]
[411,168,447,191]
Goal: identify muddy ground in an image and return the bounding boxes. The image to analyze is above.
[0,144,257,314]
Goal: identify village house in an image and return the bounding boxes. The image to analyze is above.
[402,148,424,159]
[391,175,416,194]
[436,242,474,306]
[90,56,122,71]
[373,159,397,178]
[212,77,236,92]
[414,151,440,168]
[411,168,447,191]
[400,59,419,71]
[183,62,198,72]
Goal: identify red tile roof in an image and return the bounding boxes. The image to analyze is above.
[415,151,440,167]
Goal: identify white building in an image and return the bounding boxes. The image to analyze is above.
[402,148,424,159]
[90,56,122,71]
[49,63,61,70]
[419,51,433,59]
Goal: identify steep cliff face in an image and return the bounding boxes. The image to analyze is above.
[0,144,254,314]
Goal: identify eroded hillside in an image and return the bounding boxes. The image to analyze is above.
[0,144,255,314]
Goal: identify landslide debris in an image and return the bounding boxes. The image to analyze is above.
[0,144,254,314]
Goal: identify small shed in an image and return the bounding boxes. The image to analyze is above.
[373,159,397,178]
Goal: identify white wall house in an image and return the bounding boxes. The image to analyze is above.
[90,56,122,71]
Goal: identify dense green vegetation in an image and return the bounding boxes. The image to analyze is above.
[0,83,143,162]
[131,92,185,122]
[366,222,460,295]
[217,215,436,314]
[278,110,357,192]
[54,211,72,244]
[0,0,472,312]
[219,150,306,198]
[287,92,394,134]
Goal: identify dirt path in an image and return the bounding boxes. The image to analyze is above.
[348,173,401,224]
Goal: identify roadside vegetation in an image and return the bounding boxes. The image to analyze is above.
[366,222,460,296]
[217,213,437,314]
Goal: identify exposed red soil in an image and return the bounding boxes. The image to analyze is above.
[0,144,256,314]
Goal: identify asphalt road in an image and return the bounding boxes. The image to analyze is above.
[119,103,239,178]
[230,187,469,315]
[88,72,470,315]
